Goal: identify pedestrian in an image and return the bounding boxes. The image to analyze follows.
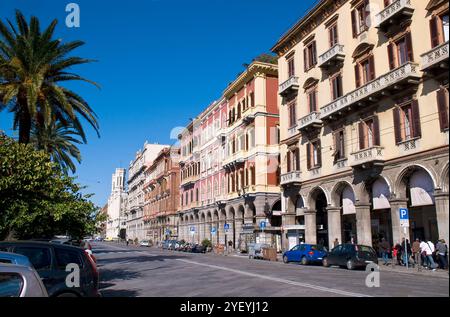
[401,238,412,266]
[436,239,448,270]
[420,239,437,271]
[333,238,339,248]
[412,238,422,270]
[394,242,402,265]
[379,238,390,265]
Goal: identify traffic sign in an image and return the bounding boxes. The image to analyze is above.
[211,227,217,235]
[260,221,267,230]
[165,229,171,235]
[224,223,230,230]
[399,208,409,227]
[190,226,196,235]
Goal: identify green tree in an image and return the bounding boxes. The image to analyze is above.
[31,119,83,174]
[0,134,99,240]
[0,10,100,144]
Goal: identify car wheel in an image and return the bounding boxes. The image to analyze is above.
[57,292,78,297]
[346,259,355,270]
[282,256,289,263]
[301,256,309,266]
[322,257,330,267]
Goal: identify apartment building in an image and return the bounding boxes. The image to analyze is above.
[178,57,282,251]
[273,0,449,251]
[143,146,180,243]
[126,142,168,241]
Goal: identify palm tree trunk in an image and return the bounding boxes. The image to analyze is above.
[18,108,31,144]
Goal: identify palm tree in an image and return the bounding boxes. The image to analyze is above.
[0,10,99,144]
[31,119,83,174]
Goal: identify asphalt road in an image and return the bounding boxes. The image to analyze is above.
[93,242,449,297]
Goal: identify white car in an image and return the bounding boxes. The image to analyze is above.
[139,240,151,247]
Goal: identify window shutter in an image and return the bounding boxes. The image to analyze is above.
[373,116,380,146]
[351,10,357,38]
[384,0,390,7]
[295,149,300,171]
[369,55,376,81]
[430,16,440,48]
[355,64,361,88]
[437,88,449,131]
[333,132,339,159]
[387,43,396,70]
[287,151,291,172]
[405,32,414,62]
[317,140,322,167]
[358,122,365,150]
[312,42,317,65]
[306,143,311,170]
[393,107,402,144]
[304,48,308,72]
[411,100,421,138]
[329,28,333,48]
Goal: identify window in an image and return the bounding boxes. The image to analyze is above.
[388,33,413,70]
[430,13,450,48]
[355,55,375,87]
[307,140,322,170]
[288,56,295,78]
[330,74,343,100]
[307,88,318,113]
[287,147,300,172]
[333,129,346,161]
[248,128,255,150]
[393,100,421,143]
[288,101,297,128]
[0,273,24,297]
[358,117,380,150]
[303,41,317,71]
[14,247,51,271]
[55,248,83,270]
[352,0,370,37]
[437,87,449,131]
[328,23,339,47]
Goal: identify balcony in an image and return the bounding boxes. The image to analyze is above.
[287,124,300,139]
[349,146,385,168]
[222,150,246,169]
[279,76,300,96]
[321,62,421,121]
[319,44,345,69]
[298,111,322,132]
[280,171,302,186]
[375,0,414,32]
[421,41,449,73]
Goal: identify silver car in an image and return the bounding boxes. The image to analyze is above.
[0,264,48,297]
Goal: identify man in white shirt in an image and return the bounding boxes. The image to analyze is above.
[420,240,437,270]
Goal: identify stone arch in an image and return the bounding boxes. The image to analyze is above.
[394,164,438,199]
[237,205,245,219]
[331,181,356,207]
[367,175,392,210]
[189,214,194,223]
[226,206,235,220]
[306,186,329,210]
[439,162,449,192]
[303,77,319,90]
[244,202,255,218]
[219,208,227,221]
[213,209,219,222]
[352,42,374,59]
[206,210,212,222]
[200,212,206,222]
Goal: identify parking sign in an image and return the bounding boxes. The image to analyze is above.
[399,208,409,227]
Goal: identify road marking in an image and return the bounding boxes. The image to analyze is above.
[176,259,372,297]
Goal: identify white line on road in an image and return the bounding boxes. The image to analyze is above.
[176,259,372,297]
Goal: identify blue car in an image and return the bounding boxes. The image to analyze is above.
[282,244,327,265]
[0,251,33,267]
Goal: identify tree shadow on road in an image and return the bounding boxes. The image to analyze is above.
[100,267,143,282]
[98,255,184,265]
[100,288,140,297]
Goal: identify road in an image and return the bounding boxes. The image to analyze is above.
[93,242,449,297]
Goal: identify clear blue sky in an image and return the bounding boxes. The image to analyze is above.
[0,0,316,206]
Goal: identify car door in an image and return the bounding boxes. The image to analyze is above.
[339,245,354,266]
[327,245,342,266]
[53,246,87,296]
[287,245,301,261]
[12,246,53,292]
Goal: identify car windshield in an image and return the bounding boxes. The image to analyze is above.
[356,245,376,255]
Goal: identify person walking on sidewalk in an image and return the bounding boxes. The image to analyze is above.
[334,238,339,248]
[412,238,422,270]
[401,238,412,266]
[379,238,390,265]
[394,242,402,265]
[420,239,437,270]
[436,239,448,270]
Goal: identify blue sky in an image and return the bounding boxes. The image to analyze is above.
[0,0,316,206]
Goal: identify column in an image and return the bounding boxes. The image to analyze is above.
[218,220,225,245]
[355,203,372,246]
[304,210,317,245]
[435,192,449,244]
[226,221,234,251]
[327,207,341,250]
[281,211,296,252]
[234,218,243,249]
[390,199,409,244]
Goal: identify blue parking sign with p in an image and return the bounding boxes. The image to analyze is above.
[399,208,409,220]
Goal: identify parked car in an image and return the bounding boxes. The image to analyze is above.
[0,252,33,267]
[0,264,49,297]
[322,244,378,270]
[139,240,151,247]
[282,244,327,265]
[0,241,100,297]
[182,243,194,252]
[248,243,270,259]
[167,240,178,250]
[191,244,206,253]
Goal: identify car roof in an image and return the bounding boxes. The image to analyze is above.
[0,240,84,251]
[0,263,35,273]
[0,251,30,260]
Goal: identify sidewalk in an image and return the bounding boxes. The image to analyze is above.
[377,262,449,278]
